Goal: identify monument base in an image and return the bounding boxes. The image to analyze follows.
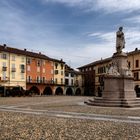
[85,75,140,107]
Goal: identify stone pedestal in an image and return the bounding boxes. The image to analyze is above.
[85,52,140,107]
[103,75,136,100]
[112,52,128,75]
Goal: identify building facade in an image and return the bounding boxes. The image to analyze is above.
[0,45,26,96]
[65,65,84,96]
[78,48,140,97]
[0,44,84,96]
[53,59,65,95]
[26,52,54,95]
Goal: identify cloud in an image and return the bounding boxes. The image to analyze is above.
[87,31,115,44]
[124,15,140,24]
[95,0,140,13]
[1,0,140,69]
[42,0,140,13]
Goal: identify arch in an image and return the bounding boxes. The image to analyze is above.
[75,88,81,96]
[66,88,73,95]
[55,87,63,95]
[11,86,25,97]
[29,86,40,95]
[135,85,140,97]
[43,86,53,95]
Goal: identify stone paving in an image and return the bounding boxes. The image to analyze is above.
[0,96,140,139]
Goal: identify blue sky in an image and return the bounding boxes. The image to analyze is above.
[0,0,140,68]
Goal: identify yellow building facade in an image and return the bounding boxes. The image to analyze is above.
[53,59,65,95]
[0,45,26,91]
[53,59,65,85]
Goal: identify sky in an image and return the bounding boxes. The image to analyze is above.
[0,0,140,69]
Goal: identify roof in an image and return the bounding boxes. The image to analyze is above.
[0,44,49,59]
[127,48,140,56]
[0,44,65,63]
[77,57,112,69]
[78,48,140,69]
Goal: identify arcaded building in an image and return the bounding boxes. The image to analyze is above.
[0,44,26,94]
[0,44,84,96]
[65,65,84,96]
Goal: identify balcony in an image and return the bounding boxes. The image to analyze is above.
[26,79,54,84]
[2,66,7,71]
[26,79,32,83]
[21,69,25,73]
[0,77,9,82]
[11,68,16,72]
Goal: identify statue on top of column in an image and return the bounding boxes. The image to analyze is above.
[116,27,125,53]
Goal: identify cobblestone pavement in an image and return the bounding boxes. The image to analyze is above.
[1,96,140,139]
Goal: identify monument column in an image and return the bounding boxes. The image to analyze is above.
[85,27,140,107]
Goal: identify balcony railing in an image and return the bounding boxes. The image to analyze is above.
[0,77,9,82]
[26,80,54,84]
[21,69,25,73]
[11,68,16,72]
[2,66,7,71]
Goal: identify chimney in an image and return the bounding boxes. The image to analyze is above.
[3,44,6,47]
[39,52,41,54]
[3,44,7,49]
[135,48,138,51]
[24,49,27,51]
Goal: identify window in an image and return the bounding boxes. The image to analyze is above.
[2,71,6,80]
[12,72,15,79]
[61,64,63,70]
[65,79,69,85]
[61,78,63,84]
[128,61,131,68]
[134,72,139,80]
[42,77,45,83]
[61,71,63,75]
[37,76,40,83]
[51,69,53,74]
[55,78,57,84]
[98,67,105,74]
[71,79,74,86]
[37,60,41,66]
[21,73,24,80]
[55,70,58,75]
[20,64,25,69]
[12,55,15,61]
[2,54,7,59]
[27,58,31,64]
[71,73,74,77]
[55,63,58,69]
[27,65,31,72]
[12,63,15,68]
[2,62,6,67]
[51,78,54,83]
[27,76,31,82]
[43,68,45,73]
[42,60,45,66]
[21,57,24,62]
[11,64,16,72]
[65,72,69,77]
[37,67,40,72]
[2,62,7,71]
[136,60,139,68]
